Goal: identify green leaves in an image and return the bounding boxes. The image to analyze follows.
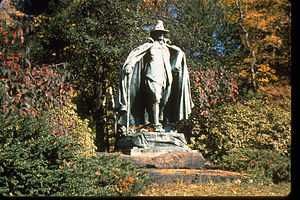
[221,148,291,184]
[0,110,149,196]
[187,95,291,164]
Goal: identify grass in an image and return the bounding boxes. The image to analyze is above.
[138,180,291,196]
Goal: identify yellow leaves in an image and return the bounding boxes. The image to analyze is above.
[257,64,271,72]
[256,64,278,84]
[235,60,278,86]
[34,22,40,27]
[37,33,44,38]
[33,14,49,27]
[48,100,96,157]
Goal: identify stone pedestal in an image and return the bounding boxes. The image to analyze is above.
[114,131,195,155]
[115,131,208,169]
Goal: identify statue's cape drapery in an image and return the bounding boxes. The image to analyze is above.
[115,40,194,126]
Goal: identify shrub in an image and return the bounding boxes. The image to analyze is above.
[1,22,72,117]
[48,101,96,157]
[58,154,150,196]
[221,148,291,184]
[189,67,239,117]
[0,111,75,196]
[190,98,291,161]
[0,111,149,196]
[180,67,239,145]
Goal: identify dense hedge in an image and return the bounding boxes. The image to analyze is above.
[220,148,291,184]
[190,98,291,160]
[48,102,96,157]
[0,111,149,196]
[188,97,291,184]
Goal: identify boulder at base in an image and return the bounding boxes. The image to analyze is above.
[119,151,208,169]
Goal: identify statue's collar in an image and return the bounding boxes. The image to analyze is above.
[147,37,171,44]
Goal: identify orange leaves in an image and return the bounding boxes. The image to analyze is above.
[234,0,290,83]
[114,176,135,195]
[0,0,25,26]
[264,34,282,48]
[95,171,100,176]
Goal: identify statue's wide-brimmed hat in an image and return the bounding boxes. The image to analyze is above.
[151,20,169,34]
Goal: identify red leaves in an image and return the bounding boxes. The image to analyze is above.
[1,59,72,116]
[37,79,43,86]
[1,26,24,46]
[190,67,239,116]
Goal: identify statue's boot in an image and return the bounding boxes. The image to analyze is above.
[159,104,166,122]
[153,103,165,132]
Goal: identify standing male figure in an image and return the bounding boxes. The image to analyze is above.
[115,20,193,134]
[142,20,172,132]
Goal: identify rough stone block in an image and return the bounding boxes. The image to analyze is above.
[120,151,207,169]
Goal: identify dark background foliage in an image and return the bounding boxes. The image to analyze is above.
[0,0,291,195]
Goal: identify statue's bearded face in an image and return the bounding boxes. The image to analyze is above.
[151,31,165,41]
[157,32,164,41]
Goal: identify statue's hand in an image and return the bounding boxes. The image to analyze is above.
[125,62,134,74]
[168,44,182,52]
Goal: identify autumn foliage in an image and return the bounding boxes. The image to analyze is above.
[224,0,291,86]
[0,24,72,116]
[0,0,291,196]
[190,67,239,116]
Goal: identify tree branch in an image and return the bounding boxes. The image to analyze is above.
[235,0,257,93]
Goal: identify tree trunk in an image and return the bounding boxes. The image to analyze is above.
[235,0,257,93]
[93,82,107,152]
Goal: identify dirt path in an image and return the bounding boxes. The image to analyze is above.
[145,168,246,184]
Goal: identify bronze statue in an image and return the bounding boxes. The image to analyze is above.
[115,20,194,135]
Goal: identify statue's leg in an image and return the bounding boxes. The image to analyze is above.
[159,84,172,122]
[152,102,161,128]
[117,111,127,134]
[146,79,164,132]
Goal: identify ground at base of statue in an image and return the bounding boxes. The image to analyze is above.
[96,151,244,184]
[145,168,246,185]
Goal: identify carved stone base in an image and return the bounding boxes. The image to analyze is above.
[115,131,209,169]
[114,131,195,155]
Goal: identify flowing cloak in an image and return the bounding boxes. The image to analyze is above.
[115,40,194,126]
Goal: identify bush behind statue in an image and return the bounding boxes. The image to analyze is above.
[190,98,291,160]
[189,97,291,184]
